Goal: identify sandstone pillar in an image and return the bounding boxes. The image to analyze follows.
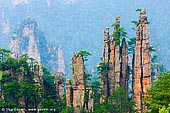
[108,37,115,95]
[101,17,129,98]
[66,79,73,107]
[113,17,121,88]
[120,38,129,93]
[133,9,151,113]
[72,54,85,109]
[101,27,110,99]
[54,72,65,99]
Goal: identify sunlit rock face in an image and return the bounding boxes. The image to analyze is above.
[133,9,151,113]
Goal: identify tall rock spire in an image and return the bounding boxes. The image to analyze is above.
[101,17,129,100]
[113,17,121,88]
[54,72,65,99]
[9,18,41,64]
[72,54,85,108]
[108,16,121,95]
[120,38,129,93]
[133,9,151,112]
[27,28,41,64]
[101,27,110,99]
[103,27,110,63]
[66,54,93,112]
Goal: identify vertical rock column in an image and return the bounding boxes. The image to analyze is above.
[113,17,121,88]
[133,9,151,113]
[34,65,43,97]
[101,17,129,99]
[108,37,115,96]
[87,88,94,112]
[72,54,85,108]
[54,72,65,99]
[66,79,73,107]
[101,27,110,99]
[27,23,41,64]
[57,45,66,75]
[8,33,20,60]
[120,38,129,93]
[33,65,44,111]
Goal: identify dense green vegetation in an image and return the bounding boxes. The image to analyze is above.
[0,49,66,112]
[144,72,170,113]
[92,86,136,113]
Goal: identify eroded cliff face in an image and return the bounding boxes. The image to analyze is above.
[8,18,63,74]
[133,9,151,113]
[9,19,41,63]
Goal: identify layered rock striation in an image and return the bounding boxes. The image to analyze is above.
[133,9,151,113]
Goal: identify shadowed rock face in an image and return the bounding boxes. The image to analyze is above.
[133,9,151,113]
[101,17,129,99]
